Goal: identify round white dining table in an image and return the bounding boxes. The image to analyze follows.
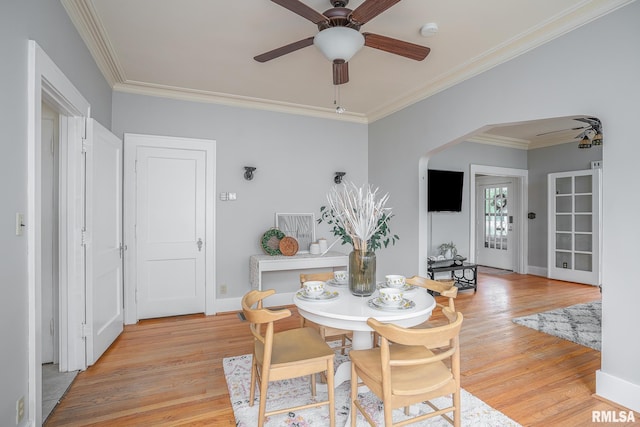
[294,283,436,393]
[294,283,436,351]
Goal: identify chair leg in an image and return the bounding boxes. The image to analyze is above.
[341,335,346,355]
[326,359,336,427]
[257,370,269,427]
[311,373,316,397]
[249,356,257,406]
[350,363,358,427]
[384,403,394,427]
[453,390,461,427]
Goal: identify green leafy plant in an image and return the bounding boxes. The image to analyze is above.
[438,241,457,257]
[317,182,399,252]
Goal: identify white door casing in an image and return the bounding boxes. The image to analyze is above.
[85,119,124,365]
[124,134,216,324]
[28,41,91,426]
[476,178,514,270]
[469,165,528,274]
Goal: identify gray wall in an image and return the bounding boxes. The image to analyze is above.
[527,143,602,269]
[111,92,368,298]
[0,1,112,425]
[369,1,640,411]
[426,141,527,260]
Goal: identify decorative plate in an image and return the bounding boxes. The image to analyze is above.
[367,297,415,311]
[279,236,299,256]
[261,228,285,255]
[378,283,417,292]
[326,279,348,287]
[295,290,339,301]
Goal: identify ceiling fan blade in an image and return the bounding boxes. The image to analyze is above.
[254,37,314,62]
[363,33,430,61]
[351,0,401,25]
[271,0,328,24]
[333,60,349,85]
[535,126,587,137]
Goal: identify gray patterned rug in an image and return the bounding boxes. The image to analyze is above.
[512,301,601,351]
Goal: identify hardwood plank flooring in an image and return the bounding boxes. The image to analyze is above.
[45,274,638,426]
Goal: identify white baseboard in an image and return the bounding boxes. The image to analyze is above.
[596,370,640,413]
[527,266,547,277]
[215,292,296,314]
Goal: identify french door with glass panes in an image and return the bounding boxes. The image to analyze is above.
[476,181,514,270]
[547,169,601,285]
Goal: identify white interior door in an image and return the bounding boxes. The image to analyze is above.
[476,179,514,270]
[136,146,206,319]
[85,119,124,365]
[548,169,600,285]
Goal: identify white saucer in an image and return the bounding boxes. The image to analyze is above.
[296,290,339,301]
[379,282,417,292]
[367,297,415,311]
[326,279,348,287]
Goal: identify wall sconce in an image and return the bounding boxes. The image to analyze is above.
[334,172,346,184]
[244,166,256,181]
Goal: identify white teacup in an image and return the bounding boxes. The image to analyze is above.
[303,280,325,297]
[379,288,404,306]
[334,270,348,283]
[385,274,406,288]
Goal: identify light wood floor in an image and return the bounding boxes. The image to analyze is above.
[45,273,637,426]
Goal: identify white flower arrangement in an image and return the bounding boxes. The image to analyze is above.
[319,182,398,253]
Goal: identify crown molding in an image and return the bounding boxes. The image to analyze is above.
[366,0,635,122]
[63,0,634,124]
[113,81,369,124]
[61,0,126,87]
[467,134,530,150]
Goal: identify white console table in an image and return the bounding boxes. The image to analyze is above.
[250,251,349,290]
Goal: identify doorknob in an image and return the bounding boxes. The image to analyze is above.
[197,238,203,252]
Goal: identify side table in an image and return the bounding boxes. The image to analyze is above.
[427,261,478,292]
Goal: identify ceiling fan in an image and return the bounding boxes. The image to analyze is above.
[254,0,431,85]
[536,117,602,139]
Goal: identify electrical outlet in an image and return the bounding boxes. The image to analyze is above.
[591,160,602,169]
[220,285,227,294]
[16,396,24,424]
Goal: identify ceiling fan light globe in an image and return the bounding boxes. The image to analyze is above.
[314,27,365,62]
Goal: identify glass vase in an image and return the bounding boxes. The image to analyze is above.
[349,249,377,296]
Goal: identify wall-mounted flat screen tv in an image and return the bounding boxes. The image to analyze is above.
[428,169,464,212]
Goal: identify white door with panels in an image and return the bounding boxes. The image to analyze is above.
[134,144,209,319]
[476,179,515,270]
[547,169,601,285]
[85,119,124,365]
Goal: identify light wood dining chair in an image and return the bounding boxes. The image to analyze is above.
[350,306,464,427]
[300,272,352,354]
[242,289,336,427]
[406,275,458,311]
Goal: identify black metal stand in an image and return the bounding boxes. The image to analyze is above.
[427,261,478,293]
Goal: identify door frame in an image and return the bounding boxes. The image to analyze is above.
[28,41,89,426]
[123,133,217,324]
[469,164,528,273]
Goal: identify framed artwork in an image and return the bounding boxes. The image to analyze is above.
[275,213,315,254]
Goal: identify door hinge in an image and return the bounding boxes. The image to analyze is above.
[81,228,88,247]
[134,159,137,173]
[81,323,91,339]
[81,138,89,153]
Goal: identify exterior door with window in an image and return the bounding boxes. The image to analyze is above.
[477,179,514,270]
[547,169,600,285]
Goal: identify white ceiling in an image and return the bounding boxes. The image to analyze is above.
[62,0,626,145]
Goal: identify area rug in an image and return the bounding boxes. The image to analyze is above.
[223,346,521,426]
[512,301,601,351]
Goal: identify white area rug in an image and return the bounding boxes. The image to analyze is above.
[223,346,521,426]
[512,301,601,351]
